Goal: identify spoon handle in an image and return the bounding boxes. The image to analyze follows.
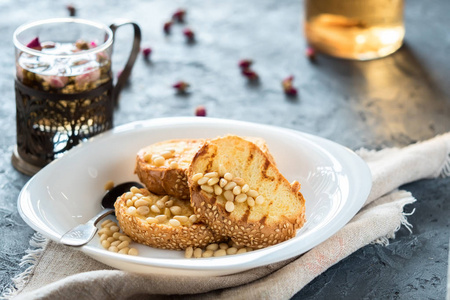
[60,208,114,247]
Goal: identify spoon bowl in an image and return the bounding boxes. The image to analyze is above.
[60,181,144,246]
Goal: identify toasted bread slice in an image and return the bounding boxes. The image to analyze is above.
[114,186,222,250]
[188,135,306,248]
[135,138,276,200]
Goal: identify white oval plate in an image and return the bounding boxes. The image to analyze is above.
[18,117,371,276]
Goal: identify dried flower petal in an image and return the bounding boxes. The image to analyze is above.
[41,41,56,49]
[43,75,69,89]
[238,59,253,70]
[183,28,195,41]
[306,46,316,61]
[173,81,190,93]
[142,47,152,59]
[89,41,98,48]
[75,39,89,50]
[26,37,42,51]
[172,9,186,23]
[67,4,76,16]
[75,67,101,87]
[282,76,297,96]
[242,69,259,81]
[195,105,206,117]
[163,21,173,34]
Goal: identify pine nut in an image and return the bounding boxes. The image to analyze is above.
[170,206,182,215]
[174,215,189,224]
[134,193,143,198]
[169,219,181,227]
[119,235,132,242]
[153,156,165,166]
[98,228,112,236]
[192,173,204,182]
[226,247,238,255]
[118,247,130,254]
[200,185,214,194]
[241,184,250,193]
[247,189,259,198]
[130,187,141,194]
[232,177,245,186]
[224,181,237,191]
[117,241,130,250]
[164,148,176,153]
[235,193,247,203]
[214,185,223,195]
[164,200,174,207]
[219,178,228,188]
[108,246,119,253]
[219,243,229,250]
[101,240,111,249]
[127,207,137,214]
[224,173,233,181]
[189,215,198,223]
[101,220,113,227]
[151,205,161,214]
[202,250,214,258]
[111,240,121,247]
[126,199,133,207]
[223,190,234,202]
[144,153,152,162]
[204,172,219,178]
[214,249,227,257]
[160,195,169,202]
[193,248,203,258]
[146,217,158,224]
[206,243,219,251]
[255,195,265,205]
[185,246,194,258]
[160,151,173,159]
[164,207,172,217]
[109,226,120,232]
[155,215,167,223]
[100,233,109,241]
[237,248,247,254]
[232,185,241,195]
[207,177,220,186]
[247,197,255,207]
[169,161,178,169]
[107,237,115,243]
[128,248,139,256]
[225,201,235,212]
[153,200,163,209]
[112,232,122,239]
[137,206,150,215]
[197,177,209,185]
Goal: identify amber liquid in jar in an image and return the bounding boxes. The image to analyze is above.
[304,0,405,60]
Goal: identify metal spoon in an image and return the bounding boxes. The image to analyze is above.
[60,181,144,246]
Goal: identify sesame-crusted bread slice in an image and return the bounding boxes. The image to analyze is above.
[135,138,275,200]
[188,135,306,249]
[114,186,222,250]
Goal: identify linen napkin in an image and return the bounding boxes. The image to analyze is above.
[5,133,450,300]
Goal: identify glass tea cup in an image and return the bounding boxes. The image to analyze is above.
[12,18,141,175]
[304,0,405,60]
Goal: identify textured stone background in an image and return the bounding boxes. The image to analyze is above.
[0,0,449,298]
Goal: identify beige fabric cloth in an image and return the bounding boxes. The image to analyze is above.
[8,133,450,300]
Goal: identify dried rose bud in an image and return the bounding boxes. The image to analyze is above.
[163,21,173,34]
[43,75,69,89]
[67,4,76,16]
[173,81,190,93]
[195,105,206,117]
[142,47,152,59]
[75,39,89,50]
[183,28,195,41]
[282,76,298,96]
[172,8,186,23]
[75,67,101,87]
[26,37,42,51]
[242,69,259,81]
[238,59,253,70]
[89,41,97,48]
[306,46,316,61]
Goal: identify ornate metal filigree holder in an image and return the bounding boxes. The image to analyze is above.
[12,79,113,176]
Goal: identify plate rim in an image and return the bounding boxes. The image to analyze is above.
[17,117,372,273]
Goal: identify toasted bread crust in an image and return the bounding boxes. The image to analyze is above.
[114,187,221,250]
[188,135,306,248]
